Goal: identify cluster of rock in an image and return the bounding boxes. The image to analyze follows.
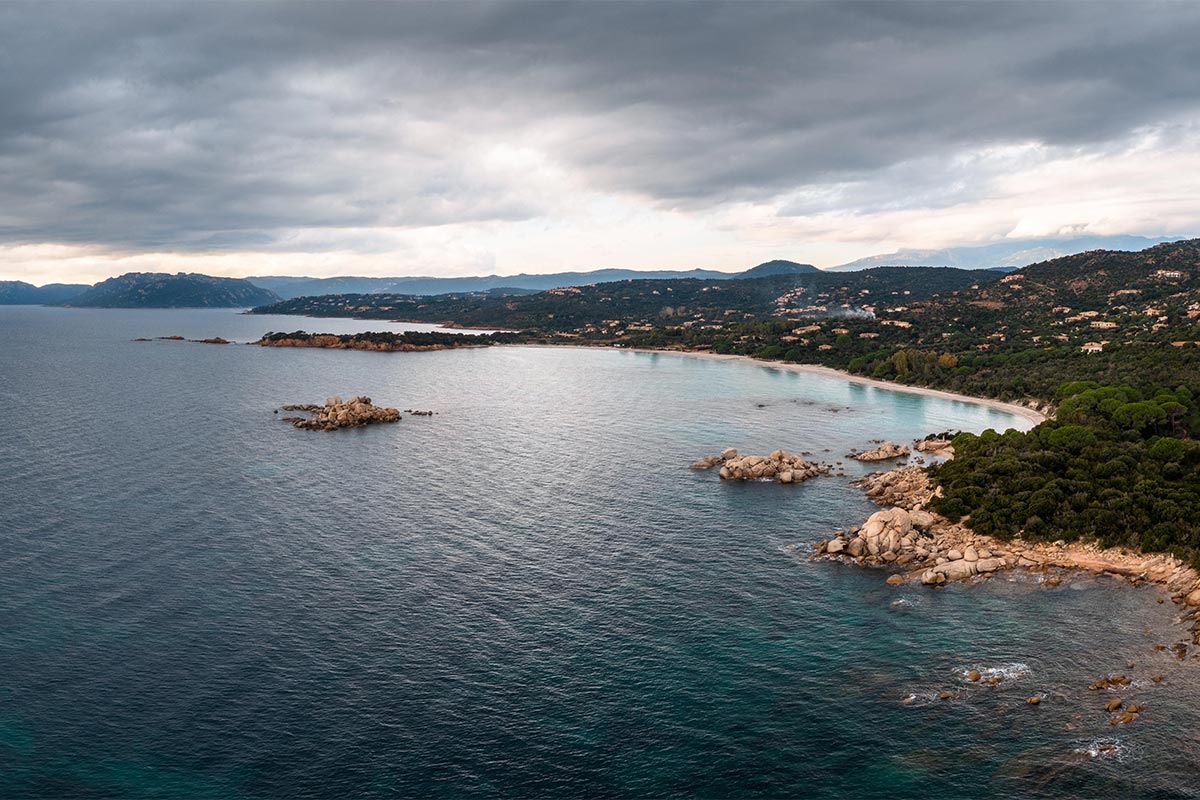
[135,335,230,344]
[853,466,937,508]
[913,438,954,456]
[1086,677,1147,725]
[1089,674,1133,691]
[690,448,830,484]
[913,538,1025,585]
[816,465,1200,635]
[279,395,402,431]
[816,506,938,568]
[848,441,910,461]
[1177,589,1200,647]
[910,665,1046,708]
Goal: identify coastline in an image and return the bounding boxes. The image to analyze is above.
[629,344,1200,643]
[615,347,1049,426]
[242,320,1046,424]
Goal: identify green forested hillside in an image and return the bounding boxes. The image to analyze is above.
[930,383,1200,560]
[250,267,996,329]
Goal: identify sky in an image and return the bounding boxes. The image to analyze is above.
[3,0,1200,284]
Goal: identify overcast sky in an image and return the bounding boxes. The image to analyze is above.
[3,0,1200,283]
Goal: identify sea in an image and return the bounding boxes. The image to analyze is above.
[1,305,1198,799]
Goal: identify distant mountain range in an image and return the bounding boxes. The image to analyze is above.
[0,280,91,305]
[248,240,1183,297]
[0,238,1189,307]
[826,234,1181,271]
[247,261,817,300]
[246,269,729,299]
[63,273,279,308]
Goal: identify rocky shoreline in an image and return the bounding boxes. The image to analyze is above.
[813,465,1200,647]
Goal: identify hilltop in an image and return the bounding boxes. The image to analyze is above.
[735,260,820,278]
[64,272,279,308]
[808,238,1200,398]
[828,234,1179,271]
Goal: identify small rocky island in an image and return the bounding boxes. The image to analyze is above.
[691,448,830,484]
[848,440,911,461]
[279,396,402,431]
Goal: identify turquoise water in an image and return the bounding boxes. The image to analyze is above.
[0,306,1196,799]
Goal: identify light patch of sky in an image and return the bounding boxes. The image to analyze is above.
[6,120,1200,285]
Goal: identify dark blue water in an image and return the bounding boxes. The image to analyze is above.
[1,306,1197,799]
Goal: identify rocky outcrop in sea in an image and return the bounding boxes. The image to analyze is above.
[691,448,830,484]
[848,440,910,461]
[279,395,402,431]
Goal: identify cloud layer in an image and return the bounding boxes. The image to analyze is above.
[3,1,1200,281]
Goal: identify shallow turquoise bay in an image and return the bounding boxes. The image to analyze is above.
[0,306,1197,799]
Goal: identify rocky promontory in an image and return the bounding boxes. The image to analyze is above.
[254,330,495,352]
[279,395,402,431]
[813,465,1200,644]
[691,448,830,484]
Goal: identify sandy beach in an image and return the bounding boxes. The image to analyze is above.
[620,347,1049,426]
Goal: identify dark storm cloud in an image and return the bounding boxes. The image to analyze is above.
[2,0,1200,250]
